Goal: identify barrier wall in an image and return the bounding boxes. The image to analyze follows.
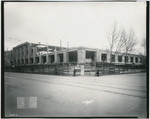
[4,63,146,76]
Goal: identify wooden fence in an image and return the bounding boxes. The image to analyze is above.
[4,62,146,76]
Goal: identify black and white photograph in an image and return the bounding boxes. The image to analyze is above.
[2,1,148,118]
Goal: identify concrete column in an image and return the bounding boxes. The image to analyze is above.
[23,46,26,64]
[16,49,19,65]
[122,55,125,63]
[57,54,60,63]
[133,57,135,63]
[12,50,15,66]
[46,54,49,64]
[66,52,69,63]
[28,44,30,64]
[54,48,58,63]
[99,53,102,62]
[128,56,131,63]
[115,54,118,63]
[16,49,18,65]
[20,48,22,65]
[49,55,51,63]
[63,51,67,63]
[107,52,111,63]
[77,49,85,63]
[127,56,129,63]
[33,47,36,64]
[39,55,42,64]
[96,49,100,62]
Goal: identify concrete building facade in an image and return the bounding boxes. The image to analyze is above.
[4,51,13,66]
[5,42,145,67]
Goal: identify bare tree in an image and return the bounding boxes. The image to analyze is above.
[107,21,120,63]
[107,21,126,63]
[141,37,146,56]
[120,28,137,64]
[107,22,137,64]
[115,28,126,53]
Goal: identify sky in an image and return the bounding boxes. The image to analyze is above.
[4,2,146,54]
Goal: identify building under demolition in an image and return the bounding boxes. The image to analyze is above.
[4,42,146,75]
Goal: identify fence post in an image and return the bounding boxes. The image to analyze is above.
[114,64,115,74]
[49,64,50,74]
[43,64,44,73]
[62,63,64,75]
[68,63,69,75]
[102,62,104,75]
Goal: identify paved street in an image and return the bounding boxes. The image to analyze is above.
[4,72,147,117]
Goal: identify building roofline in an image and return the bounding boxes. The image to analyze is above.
[12,42,145,57]
[13,42,29,49]
[13,42,67,49]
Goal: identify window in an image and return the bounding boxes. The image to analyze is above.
[118,56,122,62]
[14,60,16,65]
[101,54,107,62]
[31,49,33,54]
[36,57,39,63]
[69,51,77,62]
[11,61,13,66]
[86,51,95,61]
[25,59,28,64]
[42,56,46,63]
[59,54,63,63]
[30,58,33,64]
[18,60,20,64]
[21,59,24,64]
[111,55,115,62]
[130,57,133,63]
[125,56,128,62]
[135,57,138,63]
[139,58,142,63]
[50,55,54,63]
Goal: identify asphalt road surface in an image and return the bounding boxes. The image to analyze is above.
[4,72,147,117]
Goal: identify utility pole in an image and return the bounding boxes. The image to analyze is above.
[47,43,48,53]
[60,39,62,49]
[67,42,69,75]
[67,41,69,62]
[67,42,69,50]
